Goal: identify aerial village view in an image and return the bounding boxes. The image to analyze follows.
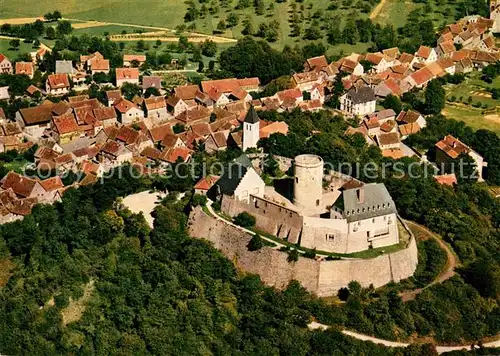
[0,0,498,354]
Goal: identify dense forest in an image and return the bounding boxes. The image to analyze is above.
[0,166,446,355]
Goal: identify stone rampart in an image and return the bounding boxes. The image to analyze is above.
[188,208,418,297]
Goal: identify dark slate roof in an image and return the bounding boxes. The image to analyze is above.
[346,86,376,105]
[339,183,397,222]
[215,163,248,195]
[244,106,259,124]
[234,154,252,168]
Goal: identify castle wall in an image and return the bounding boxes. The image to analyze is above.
[301,216,349,253]
[300,213,399,254]
[188,208,418,297]
[221,194,303,243]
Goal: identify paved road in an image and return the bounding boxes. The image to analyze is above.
[308,322,500,354]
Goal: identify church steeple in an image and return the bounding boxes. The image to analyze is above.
[242,106,260,151]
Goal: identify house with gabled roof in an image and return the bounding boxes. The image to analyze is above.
[303,55,328,72]
[52,113,82,144]
[115,68,139,87]
[142,76,162,92]
[114,98,144,124]
[144,96,168,121]
[15,62,34,78]
[396,110,426,129]
[166,96,189,117]
[194,175,220,196]
[205,131,229,154]
[16,104,54,138]
[98,140,133,166]
[106,90,122,107]
[46,74,71,96]
[435,135,487,182]
[436,41,457,58]
[292,71,321,91]
[415,46,438,63]
[0,54,12,74]
[340,86,376,116]
[123,54,146,67]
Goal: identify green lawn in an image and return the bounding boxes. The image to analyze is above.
[0,39,38,60]
[442,106,500,135]
[72,25,149,36]
[373,0,456,29]
[443,72,500,134]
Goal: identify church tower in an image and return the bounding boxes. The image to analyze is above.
[242,106,260,151]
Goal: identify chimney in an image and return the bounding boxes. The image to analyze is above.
[356,187,364,204]
[452,141,457,148]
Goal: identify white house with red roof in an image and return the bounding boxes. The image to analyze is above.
[0,55,13,74]
[46,74,71,96]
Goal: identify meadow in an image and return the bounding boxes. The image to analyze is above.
[443,73,500,134]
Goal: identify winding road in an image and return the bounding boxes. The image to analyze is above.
[399,221,459,301]
[308,322,500,354]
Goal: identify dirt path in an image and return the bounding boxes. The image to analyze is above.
[399,221,459,302]
[0,17,43,25]
[63,17,237,44]
[308,322,500,354]
[370,0,389,20]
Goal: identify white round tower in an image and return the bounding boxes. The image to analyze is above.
[293,154,324,211]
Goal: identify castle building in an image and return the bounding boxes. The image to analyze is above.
[242,106,260,151]
[218,154,400,254]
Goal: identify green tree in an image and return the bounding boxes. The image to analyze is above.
[424,79,445,115]
[247,234,264,251]
[234,212,256,228]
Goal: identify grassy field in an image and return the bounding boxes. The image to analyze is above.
[0,39,38,59]
[372,0,456,29]
[0,0,376,53]
[443,72,500,134]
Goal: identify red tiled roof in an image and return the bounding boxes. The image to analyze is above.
[144,96,166,110]
[53,114,79,135]
[39,176,64,192]
[435,135,470,159]
[416,46,432,59]
[410,67,434,86]
[90,58,110,71]
[434,173,457,186]
[149,123,172,142]
[114,98,138,113]
[194,175,220,191]
[439,41,456,54]
[116,126,140,145]
[164,147,192,163]
[15,62,33,76]
[1,171,37,198]
[47,74,70,89]
[123,54,146,62]
[174,85,200,100]
[306,55,328,70]
[276,88,302,102]
[116,68,139,80]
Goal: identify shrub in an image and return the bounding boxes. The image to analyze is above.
[191,194,207,207]
[247,234,264,251]
[303,249,316,259]
[287,248,299,262]
[448,95,456,102]
[234,212,256,228]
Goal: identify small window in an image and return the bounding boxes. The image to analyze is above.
[316,199,320,206]
[295,177,298,183]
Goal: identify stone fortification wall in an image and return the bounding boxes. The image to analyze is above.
[188,208,418,297]
[221,195,303,243]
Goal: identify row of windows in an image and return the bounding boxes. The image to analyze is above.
[345,202,391,216]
